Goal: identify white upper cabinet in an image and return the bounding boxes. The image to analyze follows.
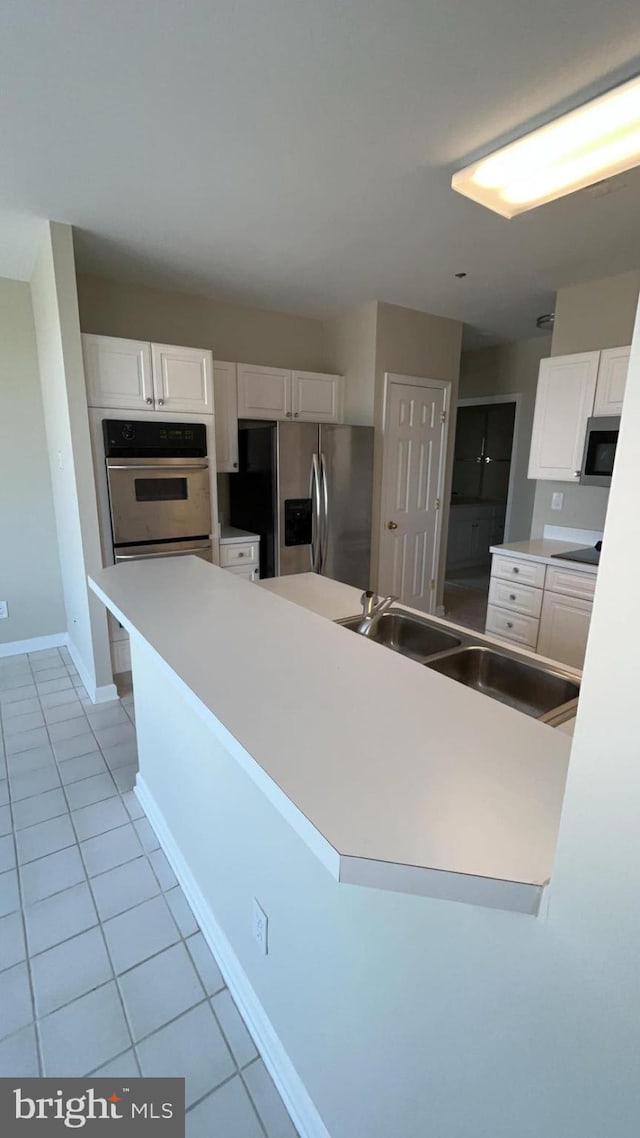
[236,364,344,422]
[528,353,599,481]
[151,344,213,414]
[291,371,344,421]
[83,335,154,410]
[593,345,630,416]
[237,365,291,419]
[84,334,213,414]
[213,361,239,472]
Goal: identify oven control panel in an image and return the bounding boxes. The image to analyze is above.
[103,420,207,458]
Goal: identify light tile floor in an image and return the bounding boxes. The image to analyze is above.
[0,647,297,1138]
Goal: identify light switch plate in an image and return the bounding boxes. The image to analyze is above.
[551,492,564,511]
[0,601,8,619]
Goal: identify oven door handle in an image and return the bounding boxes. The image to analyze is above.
[106,462,209,471]
[115,545,212,561]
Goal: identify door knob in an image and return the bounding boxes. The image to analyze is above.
[387,521,398,530]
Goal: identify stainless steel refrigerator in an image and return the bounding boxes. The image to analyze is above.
[229,420,374,589]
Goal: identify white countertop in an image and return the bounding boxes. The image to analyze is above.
[89,562,572,915]
[220,525,260,544]
[490,538,599,574]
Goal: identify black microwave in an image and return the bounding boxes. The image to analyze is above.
[580,416,620,486]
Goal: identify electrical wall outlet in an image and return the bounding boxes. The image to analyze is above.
[0,601,8,619]
[551,492,564,511]
[252,898,268,955]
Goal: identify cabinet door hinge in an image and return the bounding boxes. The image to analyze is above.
[440,411,446,424]
[430,578,436,590]
[435,498,440,510]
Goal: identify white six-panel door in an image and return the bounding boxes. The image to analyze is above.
[378,376,448,612]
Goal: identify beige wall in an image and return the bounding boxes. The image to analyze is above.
[323,301,378,425]
[77,274,329,372]
[531,269,640,538]
[372,302,463,599]
[0,277,65,646]
[77,277,460,600]
[31,225,113,696]
[551,270,640,356]
[459,335,551,541]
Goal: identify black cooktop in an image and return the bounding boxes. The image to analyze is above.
[551,541,601,566]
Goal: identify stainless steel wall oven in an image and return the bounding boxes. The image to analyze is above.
[102,419,213,563]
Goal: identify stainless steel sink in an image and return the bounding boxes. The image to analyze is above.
[424,646,579,723]
[335,607,579,723]
[338,611,462,662]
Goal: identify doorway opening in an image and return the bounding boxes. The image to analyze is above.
[444,396,518,631]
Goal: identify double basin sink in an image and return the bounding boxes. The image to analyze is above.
[336,609,579,725]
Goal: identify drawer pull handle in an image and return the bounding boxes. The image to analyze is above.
[509,593,516,601]
[237,552,245,558]
[506,621,514,629]
[512,567,520,574]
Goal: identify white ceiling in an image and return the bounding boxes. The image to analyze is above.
[2,1,640,345]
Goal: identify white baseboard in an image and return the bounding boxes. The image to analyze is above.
[66,637,118,704]
[0,631,117,703]
[135,775,331,1138]
[92,682,120,704]
[0,632,67,658]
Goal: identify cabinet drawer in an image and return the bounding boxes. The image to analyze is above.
[491,555,546,589]
[485,605,539,649]
[488,577,543,618]
[545,565,596,601]
[225,564,259,581]
[220,542,258,567]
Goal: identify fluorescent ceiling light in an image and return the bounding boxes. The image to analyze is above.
[452,75,640,218]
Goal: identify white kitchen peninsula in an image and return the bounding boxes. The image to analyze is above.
[89,558,572,917]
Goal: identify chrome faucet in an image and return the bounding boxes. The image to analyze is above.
[358,590,398,633]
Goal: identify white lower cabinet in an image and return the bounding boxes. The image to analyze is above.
[537,591,593,670]
[226,564,260,581]
[486,553,594,668]
[219,531,260,582]
[220,540,259,569]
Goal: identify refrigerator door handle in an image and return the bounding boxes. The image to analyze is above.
[309,453,321,572]
[319,452,329,575]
